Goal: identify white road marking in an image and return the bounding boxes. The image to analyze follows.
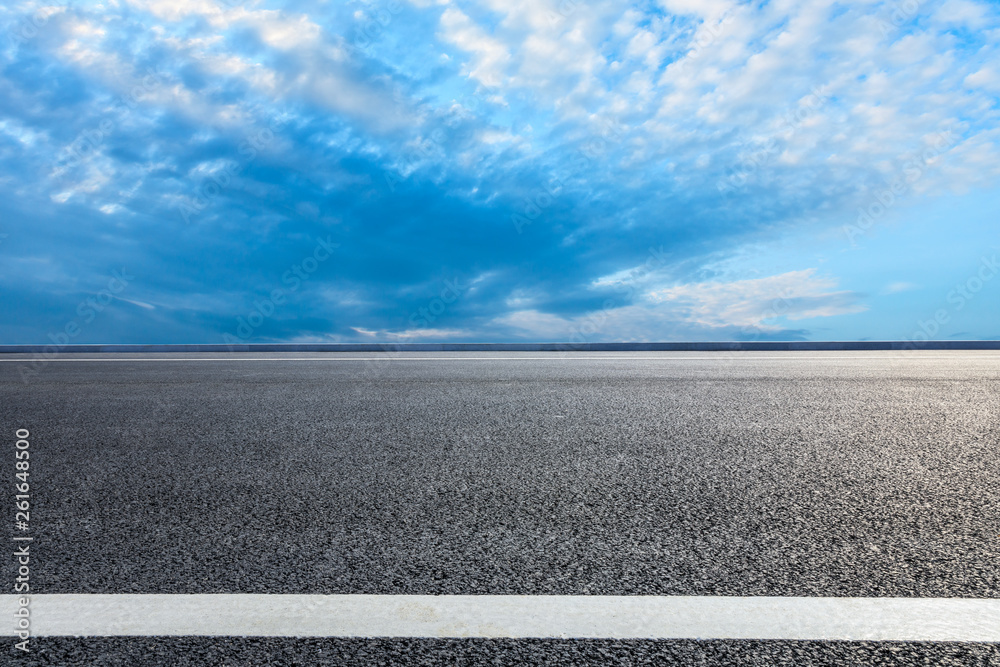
[1,356,999,362]
[5,595,1000,641]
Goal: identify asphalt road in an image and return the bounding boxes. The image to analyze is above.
[3,351,1000,665]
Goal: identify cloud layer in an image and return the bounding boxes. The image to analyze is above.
[1,0,999,343]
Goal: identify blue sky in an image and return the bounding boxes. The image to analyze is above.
[1,0,999,344]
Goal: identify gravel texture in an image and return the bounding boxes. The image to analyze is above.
[2,351,999,664]
[12,638,1000,666]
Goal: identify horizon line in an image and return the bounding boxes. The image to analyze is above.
[2,341,1000,353]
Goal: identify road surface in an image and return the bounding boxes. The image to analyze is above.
[2,351,999,665]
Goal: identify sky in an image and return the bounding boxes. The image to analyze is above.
[1,0,999,344]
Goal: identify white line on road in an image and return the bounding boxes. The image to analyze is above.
[6,595,1000,641]
[2,356,999,362]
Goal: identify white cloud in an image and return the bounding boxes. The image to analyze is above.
[491,308,577,339]
[658,0,737,20]
[491,269,865,341]
[353,326,473,340]
[64,0,1000,207]
[933,0,992,29]
[438,7,510,87]
[58,0,414,136]
[883,281,918,294]
[965,65,1000,93]
[409,0,1000,203]
[647,269,866,328]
